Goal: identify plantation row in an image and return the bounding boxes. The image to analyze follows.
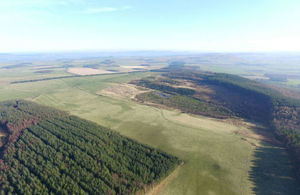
[0,101,181,195]
[10,71,146,84]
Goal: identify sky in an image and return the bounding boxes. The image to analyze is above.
[0,0,300,52]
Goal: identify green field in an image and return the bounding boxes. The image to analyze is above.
[0,68,299,194]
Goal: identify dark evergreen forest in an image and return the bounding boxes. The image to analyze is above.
[0,100,181,194]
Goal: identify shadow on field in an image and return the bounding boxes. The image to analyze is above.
[249,144,300,195]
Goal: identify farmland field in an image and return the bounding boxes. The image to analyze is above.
[0,64,299,194]
[67,68,114,75]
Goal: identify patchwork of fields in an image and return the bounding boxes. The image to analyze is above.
[0,68,298,194]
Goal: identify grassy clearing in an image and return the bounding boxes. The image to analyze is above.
[98,83,150,99]
[33,91,255,195]
[32,85,254,194]
[0,72,298,194]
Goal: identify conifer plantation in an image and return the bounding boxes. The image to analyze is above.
[0,100,181,194]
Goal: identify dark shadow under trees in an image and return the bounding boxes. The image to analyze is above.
[249,143,300,195]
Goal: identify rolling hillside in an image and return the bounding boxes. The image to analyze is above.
[133,69,300,180]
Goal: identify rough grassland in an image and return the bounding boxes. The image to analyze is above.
[33,91,255,194]
[0,72,299,195]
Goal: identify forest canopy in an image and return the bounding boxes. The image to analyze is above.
[0,100,181,195]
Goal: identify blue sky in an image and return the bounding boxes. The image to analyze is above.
[0,0,300,52]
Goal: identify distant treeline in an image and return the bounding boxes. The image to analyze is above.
[0,100,181,194]
[2,63,32,69]
[10,71,148,84]
[11,75,80,84]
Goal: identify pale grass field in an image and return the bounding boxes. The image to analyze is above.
[121,66,147,69]
[67,67,114,75]
[97,83,150,99]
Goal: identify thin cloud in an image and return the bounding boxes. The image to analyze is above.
[84,7,117,14]
[0,0,76,7]
[122,6,132,10]
[83,6,132,14]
